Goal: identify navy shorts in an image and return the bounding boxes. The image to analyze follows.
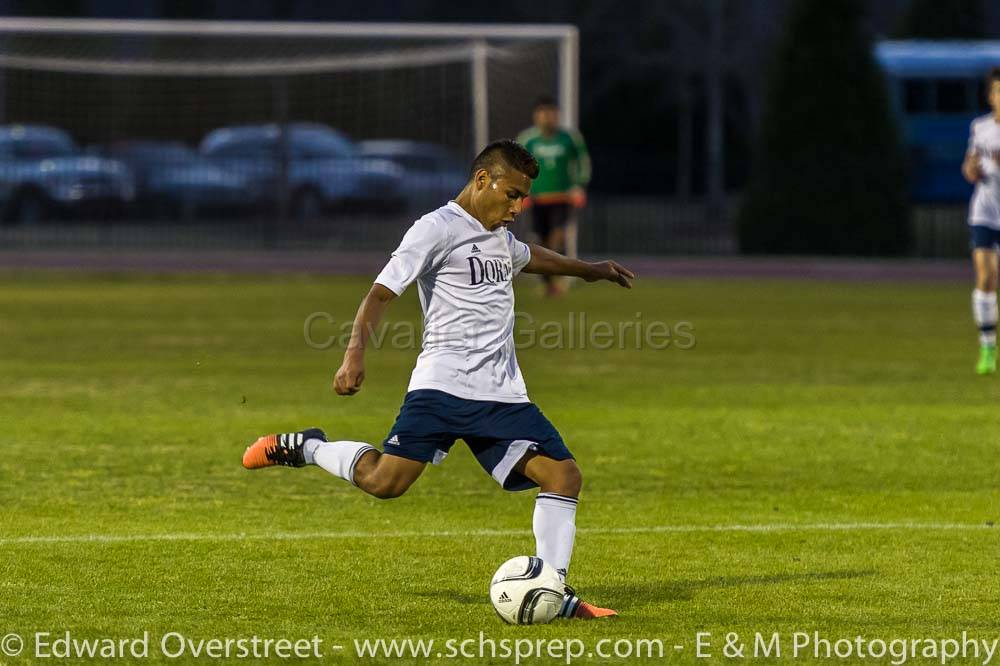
[971,225,1000,250]
[381,389,573,491]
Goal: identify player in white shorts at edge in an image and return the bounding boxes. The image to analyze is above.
[962,67,1000,375]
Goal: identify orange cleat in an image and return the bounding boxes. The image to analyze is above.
[573,600,619,619]
[243,434,278,469]
[560,587,619,619]
[241,428,325,469]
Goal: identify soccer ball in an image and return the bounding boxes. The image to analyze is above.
[489,556,566,625]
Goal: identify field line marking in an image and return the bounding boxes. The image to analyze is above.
[0,522,992,545]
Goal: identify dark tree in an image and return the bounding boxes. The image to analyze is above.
[895,0,985,39]
[738,0,909,255]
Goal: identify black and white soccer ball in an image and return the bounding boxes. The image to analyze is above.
[489,556,565,625]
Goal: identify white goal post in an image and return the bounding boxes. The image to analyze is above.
[0,18,579,155]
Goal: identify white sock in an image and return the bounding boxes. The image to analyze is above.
[533,492,578,580]
[306,438,376,486]
[973,289,998,346]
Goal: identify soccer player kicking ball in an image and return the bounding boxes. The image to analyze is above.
[243,140,633,619]
[963,67,1000,375]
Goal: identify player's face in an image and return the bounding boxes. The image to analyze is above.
[472,167,532,231]
[533,105,560,133]
[989,80,1000,115]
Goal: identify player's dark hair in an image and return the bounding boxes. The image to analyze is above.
[470,139,539,180]
[988,67,1000,88]
[533,95,558,110]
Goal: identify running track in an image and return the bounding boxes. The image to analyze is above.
[0,250,972,282]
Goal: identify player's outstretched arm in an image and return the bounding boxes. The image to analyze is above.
[333,283,397,396]
[522,243,634,288]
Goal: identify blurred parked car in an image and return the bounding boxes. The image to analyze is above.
[103,141,254,220]
[358,140,467,209]
[0,125,134,225]
[199,123,405,219]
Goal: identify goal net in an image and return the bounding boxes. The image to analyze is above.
[0,19,577,247]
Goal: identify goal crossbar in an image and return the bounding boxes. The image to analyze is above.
[0,18,579,150]
[0,17,576,41]
[0,44,520,77]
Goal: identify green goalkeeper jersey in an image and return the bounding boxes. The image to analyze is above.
[516,126,591,203]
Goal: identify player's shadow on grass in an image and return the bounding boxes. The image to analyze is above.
[413,570,875,606]
[588,569,876,603]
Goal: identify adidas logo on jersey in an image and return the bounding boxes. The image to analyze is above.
[386,435,400,446]
[470,244,481,254]
[498,591,512,603]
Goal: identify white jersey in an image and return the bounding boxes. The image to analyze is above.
[968,114,1000,229]
[375,201,532,403]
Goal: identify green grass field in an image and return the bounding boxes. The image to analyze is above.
[1,270,998,664]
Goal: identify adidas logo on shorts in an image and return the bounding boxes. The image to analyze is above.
[386,435,400,446]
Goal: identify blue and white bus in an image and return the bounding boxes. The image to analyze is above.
[875,41,1000,202]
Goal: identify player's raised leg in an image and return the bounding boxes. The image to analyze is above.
[518,453,617,619]
[972,246,998,374]
[242,429,425,498]
[349,449,425,499]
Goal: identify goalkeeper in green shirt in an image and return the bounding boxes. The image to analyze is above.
[517,96,591,296]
